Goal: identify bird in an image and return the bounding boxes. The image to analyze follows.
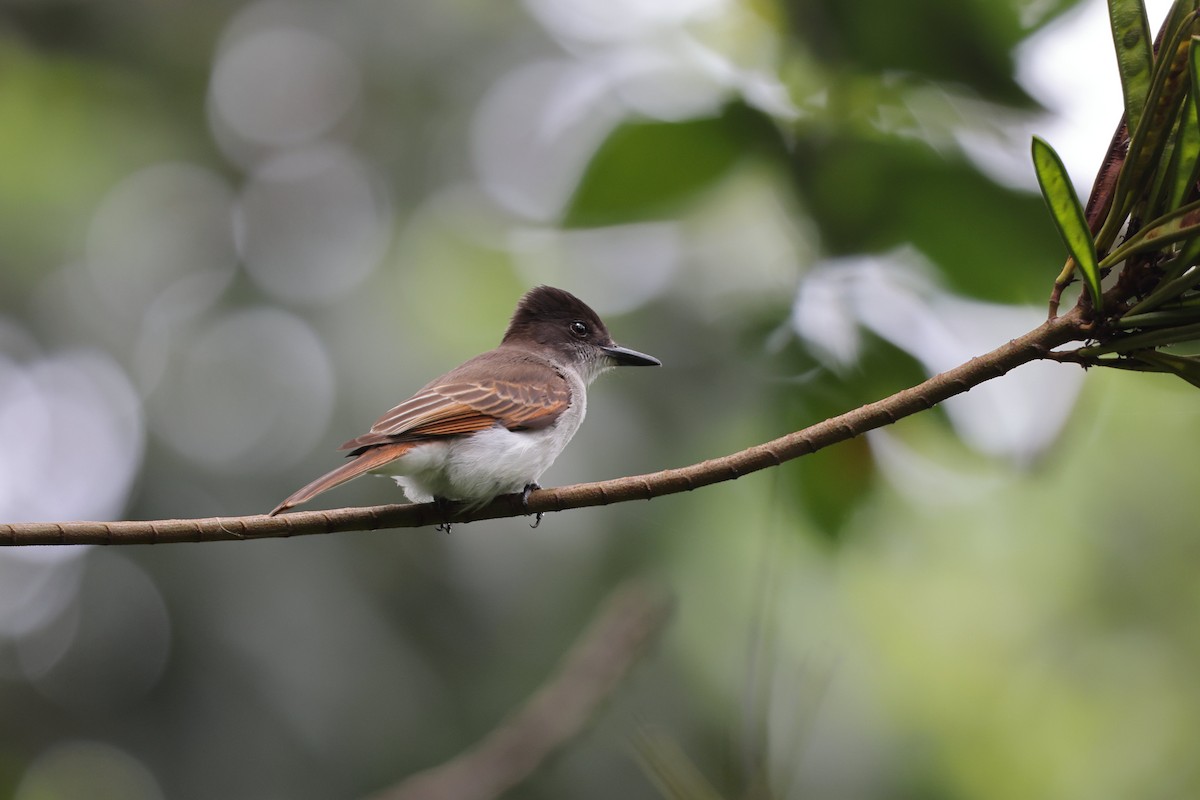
[269,286,660,522]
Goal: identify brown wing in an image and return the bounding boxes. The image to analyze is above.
[339,350,572,451]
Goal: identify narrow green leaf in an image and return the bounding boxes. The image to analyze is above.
[1032,136,1104,311]
[1145,109,1183,218]
[1163,38,1200,208]
[1100,196,1200,266]
[1117,306,1200,327]
[1150,39,1200,217]
[1164,91,1200,210]
[1159,0,1200,57]
[1109,0,1154,131]
[1131,349,1200,388]
[1095,10,1199,252]
[1079,320,1200,354]
[1125,246,1200,314]
[1086,355,1177,372]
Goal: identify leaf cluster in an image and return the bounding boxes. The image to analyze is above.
[1035,0,1200,386]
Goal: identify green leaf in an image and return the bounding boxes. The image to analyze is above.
[1131,349,1200,388]
[1079,320,1200,354]
[788,134,1060,303]
[778,0,1040,106]
[1150,39,1200,217]
[1117,306,1200,327]
[1100,196,1200,266]
[1158,0,1200,57]
[1124,243,1200,314]
[1095,9,1199,252]
[1032,136,1104,311]
[1145,111,1182,218]
[1163,38,1200,208]
[563,102,784,227]
[1164,91,1200,211]
[1108,0,1154,131]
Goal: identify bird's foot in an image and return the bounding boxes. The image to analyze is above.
[434,497,453,534]
[521,483,543,529]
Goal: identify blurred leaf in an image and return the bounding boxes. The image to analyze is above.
[767,332,925,539]
[783,437,875,541]
[781,0,1071,105]
[563,103,786,227]
[1032,136,1104,310]
[787,134,1061,303]
[0,43,195,290]
[634,729,726,800]
[1108,0,1154,131]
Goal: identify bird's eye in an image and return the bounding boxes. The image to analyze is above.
[569,320,589,338]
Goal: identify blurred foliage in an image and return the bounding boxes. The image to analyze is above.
[782,0,1049,104]
[565,102,787,227]
[3,1,1200,799]
[0,43,196,291]
[766,330,927,538]
[790,133,1067,303]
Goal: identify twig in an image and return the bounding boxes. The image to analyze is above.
[0,309,1086,545]
[364,581,673,800]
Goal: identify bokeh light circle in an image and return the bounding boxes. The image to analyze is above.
[237,145,392,305]
[145,306,335,473]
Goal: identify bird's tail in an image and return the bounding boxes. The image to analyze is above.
[269,442,416,516]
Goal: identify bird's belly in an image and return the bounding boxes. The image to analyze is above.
[387,418,581,508]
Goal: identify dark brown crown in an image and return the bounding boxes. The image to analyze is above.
[502,286,611,345]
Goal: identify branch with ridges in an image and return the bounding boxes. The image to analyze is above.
[0,309,1086,546]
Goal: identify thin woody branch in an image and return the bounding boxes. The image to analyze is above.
[0,309,1086,546]
[365,580,672,800]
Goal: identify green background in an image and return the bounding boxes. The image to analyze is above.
[1,1,1195,798]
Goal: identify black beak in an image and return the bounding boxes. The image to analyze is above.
[602,344,661,367]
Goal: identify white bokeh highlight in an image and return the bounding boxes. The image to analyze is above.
[145,307,335,473]
[0,349,144,523]
[476,0,794,222]
[473,60,628,221]
[510,222,680,314]
[211,27,361,148]
[85,164,238,320]
[237,145,392,305]
[793,251,1085,465]
[22,552,171,712]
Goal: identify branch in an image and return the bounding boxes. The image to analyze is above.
[0,309,1086,546]
[364,580,673,800]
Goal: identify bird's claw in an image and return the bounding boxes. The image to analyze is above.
[434,497,453,534]
[521,483,543,529]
